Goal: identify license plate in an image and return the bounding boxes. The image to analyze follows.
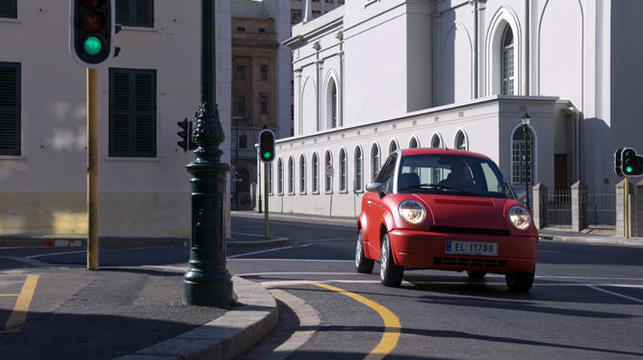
[445,240,498,256]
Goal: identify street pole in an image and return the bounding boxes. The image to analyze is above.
[264,162,269,237]
[87,68,99,270]
[182,0,232,306]
[523,124,530,211]
[625,176,630,239]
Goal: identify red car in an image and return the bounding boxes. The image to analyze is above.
[356,148,538,292]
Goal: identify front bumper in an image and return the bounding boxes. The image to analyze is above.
[388,229,538,273]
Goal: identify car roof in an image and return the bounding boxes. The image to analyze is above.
[400,147,492,161]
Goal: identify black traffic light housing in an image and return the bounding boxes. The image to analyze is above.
[177,118,189,152]
[259,129,276,162]
[622,147,643,176]
[614,148,624,177]
[70,0,115,67]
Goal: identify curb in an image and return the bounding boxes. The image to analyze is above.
[228,236,289,248]
[539,234,643,247]
[0,237,289,248]
[232,211,356,227]
[113,276,278,360]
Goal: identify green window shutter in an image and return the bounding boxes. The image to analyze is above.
[115,0,130,26]
[0,62,20,156]
[135,0,153,28]
[109,68,156,158]
[133,71,156,156]
[0,0,17,19]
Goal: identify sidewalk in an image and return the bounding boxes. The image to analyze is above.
[234,210,643,248]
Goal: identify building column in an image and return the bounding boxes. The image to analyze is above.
[571,181,587,232]
[532,183,548,229]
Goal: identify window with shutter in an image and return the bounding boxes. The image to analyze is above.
[116,0,153,28]
[0,62,20,156]
[109,68,156,157]
[0,0,17,19]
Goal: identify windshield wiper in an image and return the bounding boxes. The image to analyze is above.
[399,183,476,196]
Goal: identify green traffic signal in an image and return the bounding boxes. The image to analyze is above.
[83,36,103,56]
[263,152,271,159]
[626,166,633,173]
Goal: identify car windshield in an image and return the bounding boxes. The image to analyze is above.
[397,154,509,198]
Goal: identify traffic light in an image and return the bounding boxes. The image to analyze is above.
[178,118,189,152]
[258,129,276,162]
[70,0,115,67]
[188,120,197,151]
[622,147,643,176]
[614,148,624,177]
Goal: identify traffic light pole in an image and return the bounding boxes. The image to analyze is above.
[87,68,99,270]
[264,162,269,238]
[625,177,630,239]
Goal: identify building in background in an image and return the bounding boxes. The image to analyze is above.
[0,1,232,238]
[264,0,643,218]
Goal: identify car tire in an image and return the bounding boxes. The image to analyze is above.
[505,270,535,293]
[466,271,487,280]
[380,233,403,287]
[356,230,374,274]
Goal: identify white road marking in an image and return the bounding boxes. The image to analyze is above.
[261,279,413,287]
[229,258,353,263]
[586,285,643,304]
[227,244,314,259]
[232,232,267,238]
[237,271,365,277]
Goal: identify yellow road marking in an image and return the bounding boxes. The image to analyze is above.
[4,274,39,332]
[265,281,401,359]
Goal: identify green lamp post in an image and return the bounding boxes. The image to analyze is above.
[182,0,233,306]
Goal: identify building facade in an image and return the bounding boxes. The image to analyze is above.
[0,0,233,237]
[262,0,643,218]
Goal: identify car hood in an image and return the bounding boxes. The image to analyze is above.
[412,194,508,230]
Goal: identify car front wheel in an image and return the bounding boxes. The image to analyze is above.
[505,271,535,293]
[380,233,403,287]
[356,230,374,273]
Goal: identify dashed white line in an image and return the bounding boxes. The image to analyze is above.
[586,284,643,304]
[228,244,314,259]
[26,250,86,259]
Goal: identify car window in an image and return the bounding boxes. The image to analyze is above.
[398,154,508,198]
[376,154,397,193]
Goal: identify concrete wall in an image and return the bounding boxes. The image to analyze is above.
[0,0,232,237]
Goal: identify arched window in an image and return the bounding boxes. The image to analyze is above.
[409,137,419,148]
[354,146,363,192]
[288,156,294,194]
[325,151,333,193]
[455,130,468,150]
[512,127,534,185]
[389,140,398,155]
[339,149,347,192]
[312,153,319,193]
[501,26,515,95]
[277,158,283,194]
[299,154,306,193]
[371,143,380,180]
[431,134,442,148]
[327,79,338,128]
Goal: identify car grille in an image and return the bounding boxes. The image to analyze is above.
[430,226,510,236]
[433,257,507,268]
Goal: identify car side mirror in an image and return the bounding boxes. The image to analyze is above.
[366,182,385,198]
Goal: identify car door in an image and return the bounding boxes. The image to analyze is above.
[366,154,397,259]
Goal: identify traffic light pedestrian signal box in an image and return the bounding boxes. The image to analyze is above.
[615,147,643,177]
[70,0,116,67]
[259,129,276,163]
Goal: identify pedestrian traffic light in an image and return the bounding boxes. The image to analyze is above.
[614,148,624,177]
[259,129,275,162]
[70,0,115,67]
[622,147,643,176]
[178,118,189,152]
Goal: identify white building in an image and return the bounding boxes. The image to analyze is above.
[0,1,232,238]
[262,0,643,218]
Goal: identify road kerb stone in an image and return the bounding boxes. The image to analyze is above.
[112,276,278,360]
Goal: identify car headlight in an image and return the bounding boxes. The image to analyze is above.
[509,205,531,230]
[399,200,426,224]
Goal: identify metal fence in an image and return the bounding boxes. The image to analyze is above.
[547,190,571,227]
[586,192,616,229]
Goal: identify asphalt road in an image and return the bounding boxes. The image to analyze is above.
[1,214,642,359]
